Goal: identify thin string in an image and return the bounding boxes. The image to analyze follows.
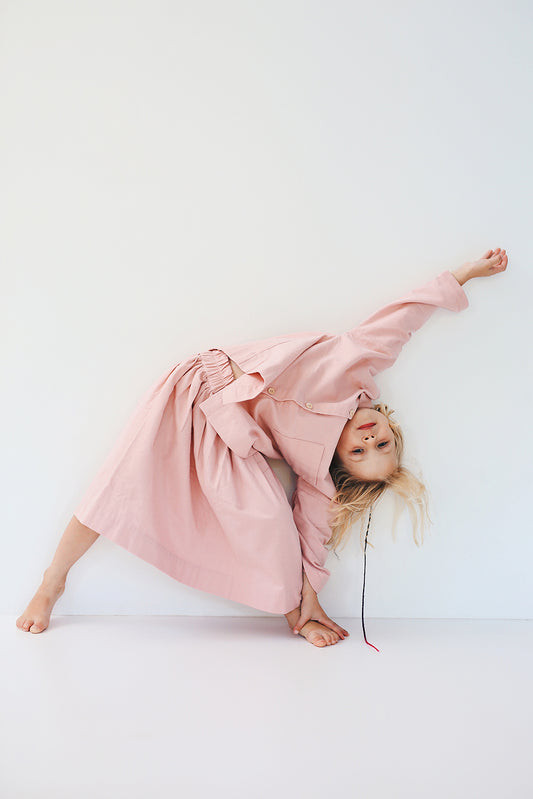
[362,506,380,652]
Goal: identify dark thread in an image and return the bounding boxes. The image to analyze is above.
[362,506,380,652]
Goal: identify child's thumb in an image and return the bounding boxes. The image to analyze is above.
[293,615,307,634]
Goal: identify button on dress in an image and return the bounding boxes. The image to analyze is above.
[73,270,469,616]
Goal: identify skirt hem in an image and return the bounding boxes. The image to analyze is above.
[73,512,301,616]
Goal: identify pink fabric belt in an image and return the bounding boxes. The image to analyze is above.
[199,348,236,395]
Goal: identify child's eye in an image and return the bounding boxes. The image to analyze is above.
[353,441,390,454]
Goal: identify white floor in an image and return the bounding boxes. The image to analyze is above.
[2,616,532,799]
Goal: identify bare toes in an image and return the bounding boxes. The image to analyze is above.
[30,622,46,633]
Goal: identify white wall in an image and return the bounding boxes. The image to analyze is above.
[3,0,531,620]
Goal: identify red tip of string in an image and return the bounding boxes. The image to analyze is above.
[364,639,380,652]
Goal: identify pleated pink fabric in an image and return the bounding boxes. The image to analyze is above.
[74,349,304,614]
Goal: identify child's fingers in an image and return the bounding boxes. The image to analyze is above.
[491,250,507,266]
[319,617,349,638]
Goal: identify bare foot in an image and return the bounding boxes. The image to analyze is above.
[298,620,341,647]
[16,568,66,634]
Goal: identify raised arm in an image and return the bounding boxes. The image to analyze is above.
[341,249,508,380]
[342,269,469,378]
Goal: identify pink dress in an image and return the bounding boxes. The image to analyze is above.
[73,270,469,616]
[74,349,309,613]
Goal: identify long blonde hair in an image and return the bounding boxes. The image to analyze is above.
[327,402,432,555]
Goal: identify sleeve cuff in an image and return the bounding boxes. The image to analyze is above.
[302,562,331,595]
[440,270,470,312]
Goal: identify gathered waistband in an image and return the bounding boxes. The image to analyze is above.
[198,348,236,395]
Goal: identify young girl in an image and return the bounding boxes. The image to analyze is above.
[17,248,508,648]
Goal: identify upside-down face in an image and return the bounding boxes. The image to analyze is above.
[334,408,397,481]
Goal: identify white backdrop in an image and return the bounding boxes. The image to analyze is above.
[2,0,531,621]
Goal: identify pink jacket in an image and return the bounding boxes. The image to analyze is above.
[198,270,469,594]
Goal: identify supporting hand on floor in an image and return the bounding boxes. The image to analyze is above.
[291,592,349,640]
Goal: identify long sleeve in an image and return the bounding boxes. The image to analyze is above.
[342,269,469,378]
[291,476,333,594]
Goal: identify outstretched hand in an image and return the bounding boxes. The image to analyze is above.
[464,247,508,279]
[292,592,349,639]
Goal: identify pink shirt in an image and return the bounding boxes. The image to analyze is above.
[198,270,469,594]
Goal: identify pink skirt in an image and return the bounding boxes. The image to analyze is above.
[73,349,303,614]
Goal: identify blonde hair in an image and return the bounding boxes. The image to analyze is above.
[326,402,432,555]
